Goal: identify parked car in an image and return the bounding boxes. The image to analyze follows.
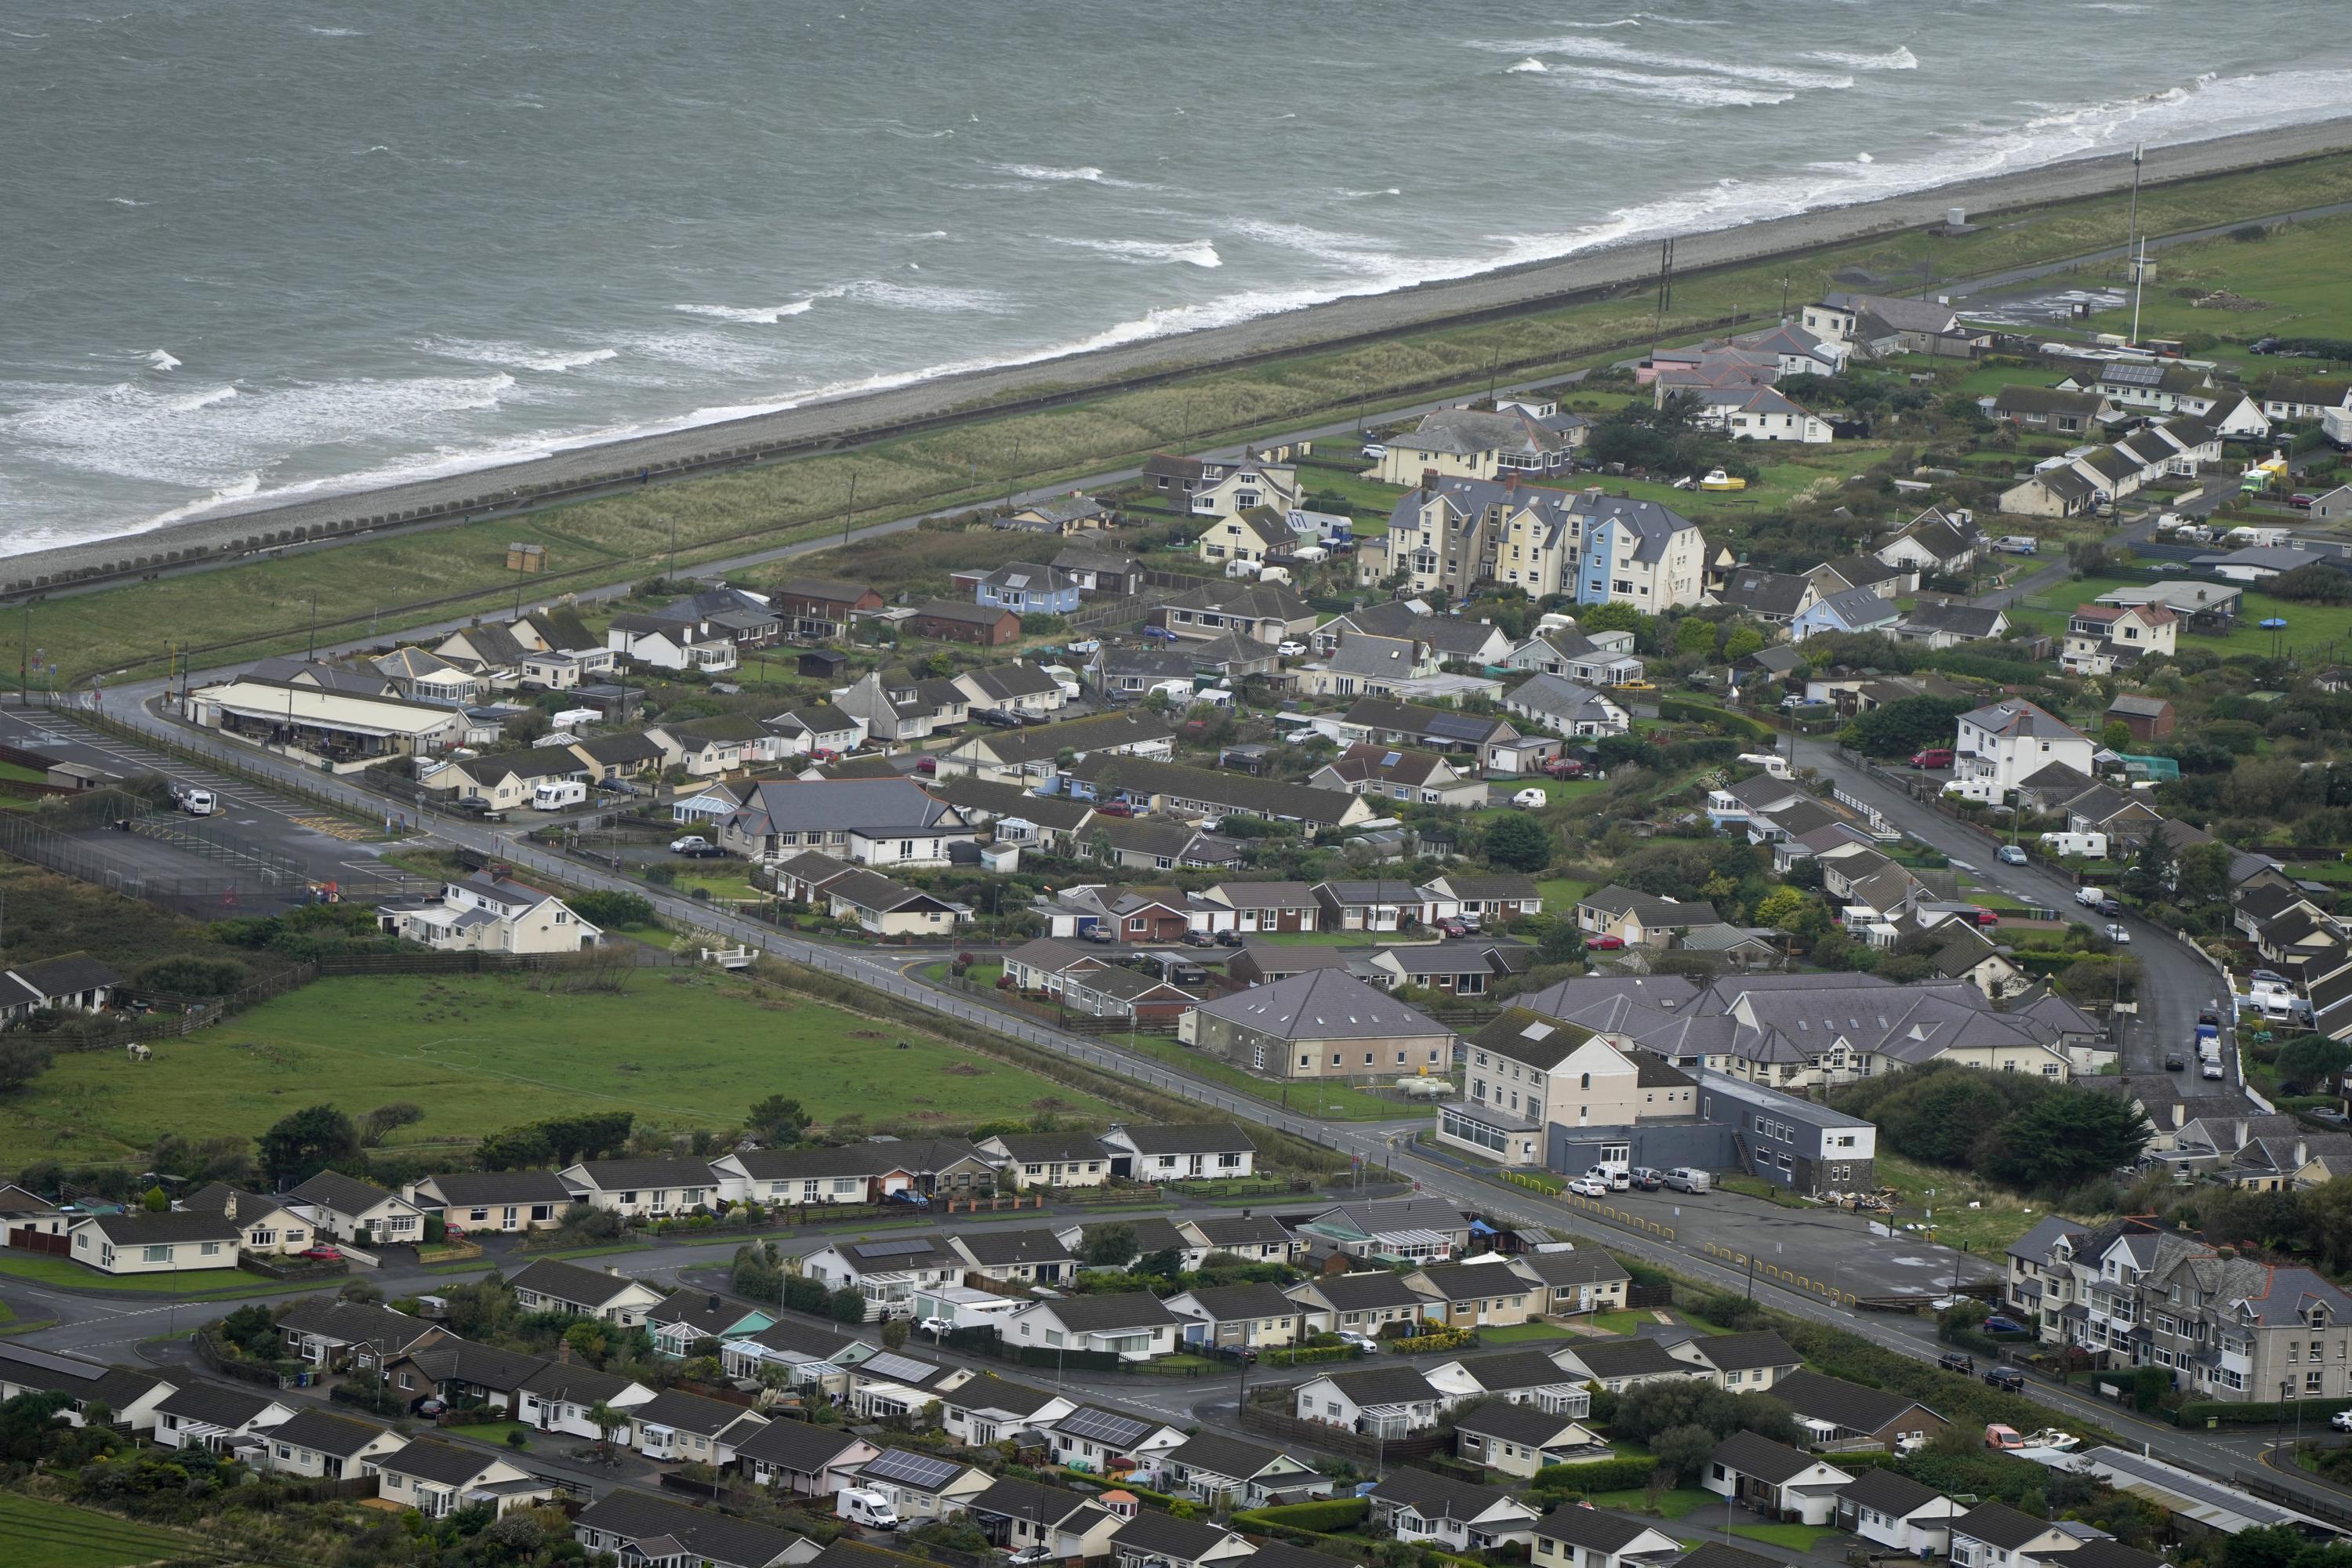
[1094,800,1134,818]
[1910,747,1955,769]
[1585,935,1625,951]
[1511,787,1549,809]
[673,840,726,858]
[1336,1330,1381,1354]
[1215,1344,1258,1363]
[916,756,938,776]
[1276,640,1307,656]
[2202,1061,2226,1080]
[411,1396,448,1417]
[1584,1166,1632,1192]
[1082,927,1118,945]
[1180,930,1213,947]
[975,709,1021,728]
[2331,1409,2352,1432]
[1629,1167,1665,1191]
[1361,442,1388,459]
[2097,898,2122,917]
[2104,924,2131,944]
[1142,626,1178,642]
[1985,1423,2025,1450]
[1567,1176,1609,1197]
[1998,844,2027,865]
[1663,1167,1710,1194]
[918,1316,956,1339]
[1544,757,1588,779]
[299,1246,343,1262]
[1214,930,1243,948]
[1984,1316,2031,1336]
[884,1189,929,1207]
[1438,918,1469,938]
[2165,1054,2186,1072]
[2291,492,2318,510]
[452,797,505,821]
[1008,1548,1054,1566]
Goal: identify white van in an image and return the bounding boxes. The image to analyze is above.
[837,1490,901,1531]
[2074,885,2109,909]
[171,782,217,816]
[532,780,587,811]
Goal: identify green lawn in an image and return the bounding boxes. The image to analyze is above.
[1731,1523,1849,1552]
[2286,860,2352,884]
[444,1420,537,1449]
[2080,212,2352,357]
[1247,930,1419,947]
[1478,1321,1576,1345]
[662,864,766,902]
[1581,1488,1719,1520]
[1875,1151,2061,1257]
[2011,571,2352,666]
[0,1493,208,1568]
[1117,1035,1423,1121]
[0,1252,327,1298]
[0,970,1116,1163]
[1537,877,1595,913]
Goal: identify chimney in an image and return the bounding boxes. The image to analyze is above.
[557,1338,572,1364]
[1421,468,1439,497]
[708,1292,721,1312]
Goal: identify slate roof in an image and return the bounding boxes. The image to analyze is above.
[79,1210,239,1247]
[574,1489,811,1567]
[1370,1465,1519,1522]
[734,1417,866,1472]
[1712,1428,1829,1484]
[156,1381,280,1429]
[508,1257,648,1308]
[1161,1432,1293,1480]
[1179,1283,1299,1323]
[1302,1270,1435,1312]
[267,1406,394,1459]
[1773,1369,1943,1435]
[1685,1330,1799,1372]
[1534,1503,1670,1550]
[1026,1293,1179,1333]
[1837,1465,1949,1517]
[380,1437,506,1486]
[1110,1511,1243,1563]
[939,1374,1065,1419]
[418,1170,576,1208]
[1317,1364,1444,1406]
[1955,1501,2065,1551]
[1112,1123,1254,1156]
[1515,1250,1632,1289]
[1562,1337,1688,1379]
[1186,968,1450,1042]
[957,1229,1078,1268]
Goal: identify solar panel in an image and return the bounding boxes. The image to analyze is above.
[0,1345,107,1381]
[1058,1406,1149,1445]
[852,1237,936,1260]
[861,1351,942,1383]
[1422,713,1491,742]
[866,1448,963,1489]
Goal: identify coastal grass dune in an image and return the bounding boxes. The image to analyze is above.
[30,149,2352,684]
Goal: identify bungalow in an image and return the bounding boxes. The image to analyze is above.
[648,715,780,776]
[1165,1282,1305,1350]
[180,1183,315,1257]
[261,1408,407,1480]
[717,779,975,868]
[1109,1513,1256,1568]
[1314,878,1440,933]
[1002,1293,1182,1362]
[720,1319,875,1395]
[1152,1433,1327,1508]
[1197,880,1323,935]
[953,662,1069,721]
[564,731,668,786]
[1514,1250,1632,1318]
[771,576,884,640]
[1704,1430,1853,1524]
[153,1382,293,1453]
[1294,1363,1448,1436]
[1363,939,1531,997]
[1506,628,1646,688]
[971,563,1080,616]
[1459,1406,1610,1479]
[1310,742,1492,808]
[1041,1403,1188,1473]
[376,646,488,707]
[1098,1123,1256,1182]
[800,1235,964,1321]
[1668,1329,1802,1390]
[1791,584,1902,643]
[68,1210,241,1276]
[1550,1336,1711,1393]
[433,622,532,684]
[934,1375,1076,1446]
[1504,673,1630,739]
[1295,1196,1475,1265]
[606,613,738,675]
[936,710,1172,786]
[559,1158,718,1219]
[966,1478,1124,1561]
[1006,492,1114,535]
[1530,1506,1681,1568]
[627,1387,769,1466]
[1369,1469,1542,1552]
[1076,816,1248,876]
[1990,386,2109,435]
[421,746,588,811]
[375,872,602,955]
[1287,1269,1436,1338]
[1177,1211,1299,1266]
[0,1345,175,1433]
[1065,754,1378,831]
[1178,969,1458,1087]
[370,1438,553,1519]
[506,1258,667,1326]
[1838,1468,1964,1556]
[1053,545,1145,595]
[1403,1261,1538,1330]
[1949,1502,2090,1568]
[575,1489,820,1568]
[980,1131,1112,1189]
[1425,873,1544,926]
[910,599,1023,647]
[405,1170,575,1232]
[1336,696,1525,771]
[379,1341,550,1416]
[516,1362,657,1440]
[276,1300,448,1372]
[1894,602,2009,648]
[952,1227,1080,1287]
[854,1449,995,1524]
[1430,1349,1595,1415]
[815,866,967,937]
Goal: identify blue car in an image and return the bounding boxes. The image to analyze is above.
[1984,1316,2031,1335]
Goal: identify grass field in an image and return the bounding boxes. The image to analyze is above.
[0,1494,207,1568]
[1875,1151,2061,1257]
[1476,1321,1576,1345]
[1581,1488,1718,1519]
[1117,1035,1417,1121]
[0,970,1116,1163]
[1537,877,1595,913]
[1730,1523,1849,1552]
[2008,571,2352,664]
[2081,212,2352,368]
[24,154,2352,685]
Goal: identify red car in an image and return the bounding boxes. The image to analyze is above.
[1439,918,1468,938]
[1910,747,1954,769]
[2289,493,2318,510]
[1969,907,2001,927]
[299,1246,343,1262]
[1544,757,1588,779]
[1094,800,1135,818]
[1585,935,1625,951]
[915,756,938,775]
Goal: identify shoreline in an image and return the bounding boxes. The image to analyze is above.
[13,114,2352,587]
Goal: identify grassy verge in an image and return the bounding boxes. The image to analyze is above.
[25,153,2352,683]
[1730,1523,1849,1552]
[1476,1321,1577,1345]
[1116,1036,1414,1121]
[0,1254,318,1298]
[1582,1488,1719,1519]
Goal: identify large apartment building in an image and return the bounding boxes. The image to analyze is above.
[1359,474,1703,611]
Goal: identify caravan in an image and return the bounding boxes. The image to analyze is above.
[531,780,587,811]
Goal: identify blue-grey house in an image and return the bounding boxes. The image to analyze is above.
[1789,583,1900,643]
[974,562,1080,616]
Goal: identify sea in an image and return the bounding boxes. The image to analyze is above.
[5,0,2352,557]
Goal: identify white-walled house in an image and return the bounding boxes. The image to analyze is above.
[1838,1470,1964,1556]
[1952,699,2095,798]
[261,1409,408,1480]
[288,1171,426,1247]
[376,873,602,954]
[1369,1469,1542,1552]
[153,1384,294,1453]
[558,1158,718,1218]
[506,1258,666,1327]
[1097,1123,1255,1181]
[1002,1294,1181,1361]
[1704,1431,1853,1525]
[69,1211,242,1276]
[370,1439,554,1519]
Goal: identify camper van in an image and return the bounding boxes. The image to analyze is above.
[531,780,587,811]
[837,1490,901,1531]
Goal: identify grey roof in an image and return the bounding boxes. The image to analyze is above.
[508,1258,649,1308]
[957,1228,1077,1268]
[568,1157,717,1193]
[1837,1465,1950,1518]
[380,1437,506,1486]
[1468,1007,1599,1071]
[1319,1363,1444,1407]
[516,1360,641,1407]
[82,1209,239,1246]
[156,1381,280,1428]
[728,779,960,836]
[276,1299,437,1356]
[1562,1336,1687,1379]
[1507,671,1618,724]
[1110,1511,1243,1563]
[962,710,1174,768]
[405,1341,550,1393]
[1448,1349,1579,1393]
[418,1169,576,1209]
[930,776,1095,832]
[1185,1213,1292,1250]
[1901,602,2005,638]
[575,1489,811,1568]
[1187,968,1450,1042]
[1773,1369,1944,1436]
[729,1418,867,1473]
[1956,1501,2068,1551]
[1515,1250,1632,1289]
[267,1407,394,1459]
[1685,1330,1799,1373]
[1369,1465,1519,1523]
[1534,1503,1670,1550]
[1112,1123,1254,1156]
[1178,1283,1300,1323]
[1063,753,1363,827]
[631,1388,763,1438]
[1027,1292,1180,1333]
[1715,568,1814,617]
[1301,1270,1436,1312]
[1161,1432,1294,1481]
[939,1374,1064,1419]
[1812,583,1901,628]
[1341,695,1515,746]
[1712,1428,1831,1485]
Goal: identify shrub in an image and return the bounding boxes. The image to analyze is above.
[1233,1497,1370,1533]
[130,956,249,996]
[1530,1455,1663,1494]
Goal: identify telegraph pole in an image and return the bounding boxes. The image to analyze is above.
[2125,143,2146,346]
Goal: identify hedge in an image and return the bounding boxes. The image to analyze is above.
[2177,1396,2351,1427]
[1260,1343,1363,1368]
[1530,1455,1662,1494]
[1656,699,1775,743]
[1234,1497,1370,1533]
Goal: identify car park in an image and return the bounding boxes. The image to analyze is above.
[1584,1166,1632,1192]
[1998,844,2027,865]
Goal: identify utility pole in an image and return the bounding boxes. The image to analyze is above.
[2125,142,2146,346]
[667,515,678,583]
[307,593,318,661]
[18,604,28,707]
[843,471,858,548]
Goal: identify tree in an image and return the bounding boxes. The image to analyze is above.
[358,1102,423,1148]
[1577,601,1646,637]
[1483,812,1553,873]
[1722,626,1765,661]
[2306,1178,2352,1272]
[1838,696,1975,759]
[2125,829,2177,905]
[829,1287,870,1324]
[2175,841,2234,907]
[880,1318,910,1349]
[1651,1423,1720,1487]
[2275,1036,2352,1094]
[1977,1090,2154,1191]
[255,1104,359,1186]
[1674,617,1716,656]
[1082,1222,1139,1269]
[2100,720,2133,750]
[0,1038,54,1094]
[143,1185,169,1212]
[746,1095,811,1147]
[1754,887,1815,935]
